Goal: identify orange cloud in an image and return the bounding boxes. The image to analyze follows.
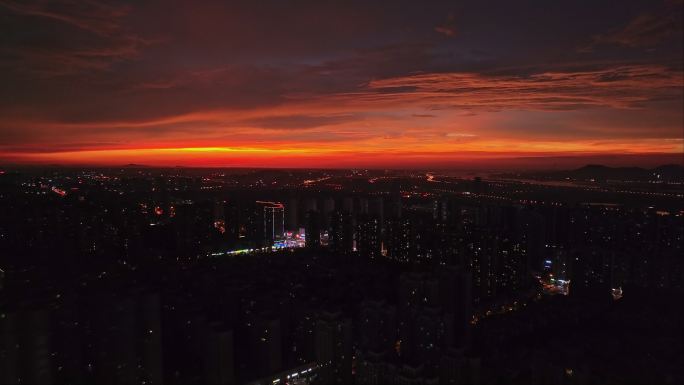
[354,65,684,110]
[1,65,682,167]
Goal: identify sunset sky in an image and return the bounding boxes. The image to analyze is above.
[1,0,682,168]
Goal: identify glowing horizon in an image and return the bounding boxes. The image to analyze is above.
[3,143,682,169]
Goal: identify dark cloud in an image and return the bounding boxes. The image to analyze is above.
[239,115,358,130]
[434,14,457,37]
[579,1,683,52]
[0,0,150,76]
[0,0,129,36]
[592,13,682,48]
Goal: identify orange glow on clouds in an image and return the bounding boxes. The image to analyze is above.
[1,1,682,168]
[2,65,682,168]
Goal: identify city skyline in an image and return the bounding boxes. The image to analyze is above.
[1,0,683,168]
[1,167,682,384]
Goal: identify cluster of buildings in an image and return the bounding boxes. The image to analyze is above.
[0,169,682,384]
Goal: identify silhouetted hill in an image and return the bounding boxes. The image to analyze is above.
[530,164,683,181]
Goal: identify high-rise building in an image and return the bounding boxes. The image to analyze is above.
[356,214,381,259]
[358,300,397,353]
[329,210,354,255]
[0,307,52,384]
[222,200,241,245]
[569,248,613,301]
[173,201,214,256]
[257,201,285,246]
[305,210,321,248]
[315,311,352,384]
[241,311,283,378]
[385,217,412,263]
[287,197,299,231]
[355,350,386,385]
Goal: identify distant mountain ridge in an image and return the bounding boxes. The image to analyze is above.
[539,164,684,181]
[507,164,684,182]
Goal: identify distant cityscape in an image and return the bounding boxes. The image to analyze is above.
[2,0,682,383]
[1,165,682,384]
